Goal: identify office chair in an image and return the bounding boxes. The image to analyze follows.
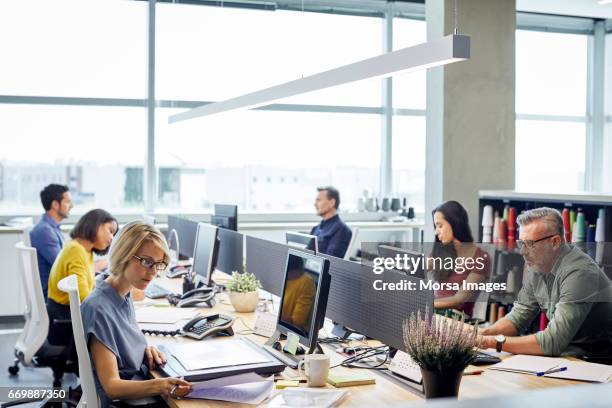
[6,243,78,407]
[57,275,99,408]
[343,227,359,261]
[22,224,33,247]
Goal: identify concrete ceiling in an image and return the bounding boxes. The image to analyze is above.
[516,0,612,19]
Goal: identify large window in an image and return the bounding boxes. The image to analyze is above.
[156,5,381,106]
[515,30,588,192]
[156,109,380,212]
[0,1,430,216]
[0,0,146,98]
[0,105,146,214]
[0,0,147,215]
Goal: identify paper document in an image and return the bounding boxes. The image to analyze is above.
[263,389,349,408]
[187,379,274,404]
[135,306,198,324]
[544,360,612,383]
[191,373,267,390]
[171,339,272,371]
[489,355,566,375]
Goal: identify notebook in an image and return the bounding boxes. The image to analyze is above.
[489,355,566,376]
[543,360,612,383]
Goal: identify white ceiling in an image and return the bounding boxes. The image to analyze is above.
[517,0,612,19]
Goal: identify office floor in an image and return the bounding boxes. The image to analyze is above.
[0,323,79,406]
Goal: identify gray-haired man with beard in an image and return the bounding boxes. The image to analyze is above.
[479,207,611,357]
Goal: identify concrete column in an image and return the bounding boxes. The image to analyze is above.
[425,0,516,238]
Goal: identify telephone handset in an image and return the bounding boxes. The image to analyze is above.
[142,313,235,340]
[182,313,235,340]
[167,287,216,308]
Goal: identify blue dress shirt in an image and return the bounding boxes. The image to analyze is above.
[30,214,65,299]
[309,214,352,259]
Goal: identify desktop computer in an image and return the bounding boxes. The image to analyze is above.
[262,249,331,368]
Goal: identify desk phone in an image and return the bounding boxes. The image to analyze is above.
[142,313,235,340]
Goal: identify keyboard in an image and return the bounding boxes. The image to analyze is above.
[145,283,174,299]
[472,351,502,365]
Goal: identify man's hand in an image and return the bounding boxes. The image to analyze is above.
[477,335,497,350]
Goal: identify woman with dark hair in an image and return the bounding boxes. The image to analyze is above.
[46,209,118,347]
[429,201,490,315]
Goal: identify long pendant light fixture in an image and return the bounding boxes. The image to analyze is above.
[169,33,470,124]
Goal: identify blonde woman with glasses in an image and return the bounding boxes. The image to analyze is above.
[81,221,192,407]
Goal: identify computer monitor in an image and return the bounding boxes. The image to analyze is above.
[216,229,244,275]
[320,253,433,350]
[245,236,290,297]
[192,223,220,287]
[274,249,331,355]
[211,204,238,231]
[377,245,425,279]
[167,215,198,260]
[285,232,318,254]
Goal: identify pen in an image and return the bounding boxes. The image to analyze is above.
[537,367,567,376]
[463,370,483,376]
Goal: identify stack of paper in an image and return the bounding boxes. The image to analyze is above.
[135,306,198,323]
[187,373,274,404]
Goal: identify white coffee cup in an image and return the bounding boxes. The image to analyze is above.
[298,354,330,387]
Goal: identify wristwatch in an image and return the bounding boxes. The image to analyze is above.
[495,334,506,353]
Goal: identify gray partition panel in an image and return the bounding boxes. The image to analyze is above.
[321,254,433,351]
[167,215,198,258]
[245,236,289,297]
[217,229,244,275]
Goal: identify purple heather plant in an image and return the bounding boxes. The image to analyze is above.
[403,307,479,372]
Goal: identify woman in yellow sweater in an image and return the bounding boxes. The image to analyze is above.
[47,208,117,347]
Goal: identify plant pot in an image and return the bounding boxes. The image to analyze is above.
[228,291,259,313]
[420,368,464,399]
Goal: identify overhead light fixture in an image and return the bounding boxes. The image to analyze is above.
[169,34,470,123]
[599,0,612,5]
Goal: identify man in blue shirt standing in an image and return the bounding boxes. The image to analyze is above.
[30,184,73,299]
[309,186,352,259]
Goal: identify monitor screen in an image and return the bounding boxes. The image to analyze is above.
[277,250,330,349]
[285,232,318,254]
[192,223,220,286]
[213,204,238,231]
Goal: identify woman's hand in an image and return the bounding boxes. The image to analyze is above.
[153,377,192,398]
[145,346,166,369]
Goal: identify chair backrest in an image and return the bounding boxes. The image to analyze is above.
[15,242,49,364]
[343,227,359,260]
[22,225,33,247]
[58,275,99,408]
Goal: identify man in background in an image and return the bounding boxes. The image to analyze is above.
[310,186,352,259]
[30,184,73,299]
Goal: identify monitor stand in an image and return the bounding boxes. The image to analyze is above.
[331,322,359,340]
[263,330,324,369]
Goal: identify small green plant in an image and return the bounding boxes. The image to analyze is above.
[227,271,262,293]
[403,307,478,372]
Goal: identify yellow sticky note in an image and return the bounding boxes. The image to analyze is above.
[276,380,300,389]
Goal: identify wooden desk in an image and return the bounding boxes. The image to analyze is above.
[139,276,585,407]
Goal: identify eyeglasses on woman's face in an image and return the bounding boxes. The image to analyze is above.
[133,255,167,271]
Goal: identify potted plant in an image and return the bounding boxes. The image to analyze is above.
[403,308,478,399]
[227,271,262,313]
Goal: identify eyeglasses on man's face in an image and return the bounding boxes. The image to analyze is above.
[133,255,168,271]
[516,234,558,251]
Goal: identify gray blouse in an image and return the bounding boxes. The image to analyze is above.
[81,279,148,407]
